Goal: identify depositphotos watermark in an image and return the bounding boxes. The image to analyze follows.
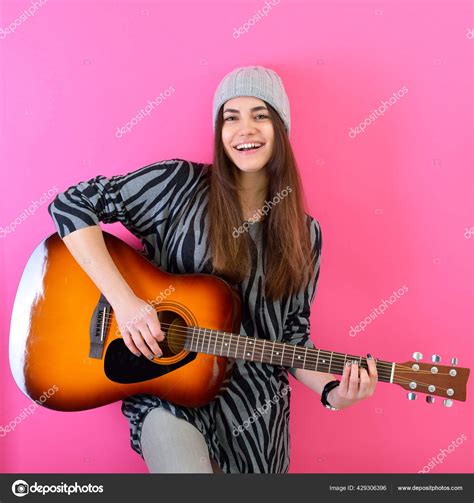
[349,285,408,336]
[418,433,468,473]
[0,385,59,438]
[464,227,474,239]
[232,185,292,238]
[232,384,291,436]
[349,86,408,138]
[0,186,59,238]
[115,85,175,138]
[115,285,175,336]
[12,479,103,497]
[232,0,280,39]
[0,0,47,39]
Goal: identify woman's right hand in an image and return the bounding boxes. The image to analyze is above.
[112,294,165,359]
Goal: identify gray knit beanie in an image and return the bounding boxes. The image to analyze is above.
[212,65,291,137]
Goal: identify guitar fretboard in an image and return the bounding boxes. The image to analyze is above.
[182,326,394,383]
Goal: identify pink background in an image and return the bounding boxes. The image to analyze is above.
[1,0,472,473]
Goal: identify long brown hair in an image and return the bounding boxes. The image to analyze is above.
[207,101,317,300]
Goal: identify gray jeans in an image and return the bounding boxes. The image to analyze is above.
[140,407,224,474]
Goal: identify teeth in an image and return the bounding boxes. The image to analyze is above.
[236,143,262,150]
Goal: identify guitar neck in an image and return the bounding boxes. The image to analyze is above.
[184,326,395,383]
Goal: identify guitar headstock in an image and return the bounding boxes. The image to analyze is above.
[394,352,470,406]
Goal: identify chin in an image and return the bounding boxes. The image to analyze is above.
[233,160,267,172]
[230,153,270,169]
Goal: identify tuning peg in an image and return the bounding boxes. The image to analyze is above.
[407,392,417,400]
[412,352,423,362]
[426,396,435,404]
[451,357,458,366]
[443,399,453,407]
[431,354,441,363]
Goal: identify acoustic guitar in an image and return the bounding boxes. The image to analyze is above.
[9,232,470,412]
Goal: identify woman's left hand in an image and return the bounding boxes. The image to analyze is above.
[327,354,378,410]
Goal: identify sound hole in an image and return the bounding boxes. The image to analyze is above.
[157,310,187,357]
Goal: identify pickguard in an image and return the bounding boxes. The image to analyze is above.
[104,339,196,384]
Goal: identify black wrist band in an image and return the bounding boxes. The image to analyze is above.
[321,379,341,410]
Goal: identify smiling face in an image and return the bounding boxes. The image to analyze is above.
[221,96,274,175]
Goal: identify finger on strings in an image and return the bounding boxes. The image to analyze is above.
[366,353,378,379]
[146,311,165,342]
[348,360,360,397]
[121,330,141,357]
[140,322,163,358]
[130,326,156,358]
[339,359,352,395]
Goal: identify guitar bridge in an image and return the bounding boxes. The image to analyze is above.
[89,293,111,359]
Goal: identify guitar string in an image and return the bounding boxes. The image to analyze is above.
[96,314,451,377]
[98,315,451,375]
[143,323,456,375]
[96,315,395,373]
[96,315,456,391]
[93,317,457,389]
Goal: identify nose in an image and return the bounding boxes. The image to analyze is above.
[237,116,258,136]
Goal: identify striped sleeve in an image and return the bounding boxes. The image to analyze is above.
[282,217,322,378]
[48,159,199,239]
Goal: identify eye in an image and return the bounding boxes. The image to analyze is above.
[256,114,269,119]
[224,116,235,121]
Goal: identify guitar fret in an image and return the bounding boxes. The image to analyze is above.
[320,352,330,373]
[200,328,206,353]
[207,329,212,353]
[234,334,239,358]
[187,330,395,386]
[190,327,195,351]
[242,337,248,360]
[243,338,254,360]
[220,331,225,356]
[194,327,199,352]
[213,330,218,355]
[322,352,328,372]
[273,345,278,363]
[328,351,333,373]
[295,347,303,366]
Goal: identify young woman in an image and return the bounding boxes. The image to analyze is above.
[48,65,378,474]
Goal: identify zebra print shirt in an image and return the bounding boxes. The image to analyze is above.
[47,159,322,473]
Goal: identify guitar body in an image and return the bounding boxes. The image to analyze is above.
[9,232,241,412]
